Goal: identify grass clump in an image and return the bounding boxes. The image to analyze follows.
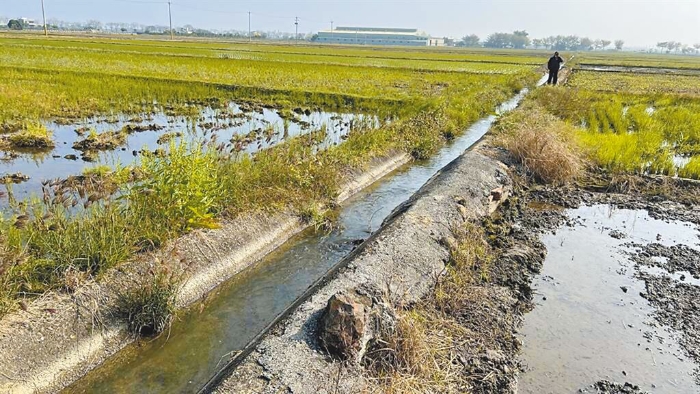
[495,104,584,184]
[73,130,127,151]
[115,265,179,337]
[4,123,55,149]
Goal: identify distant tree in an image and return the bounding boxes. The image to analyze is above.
[484,32,510,48]
[531,38,544,49]
[614,40,624,50]
[579,37,593,50]
[694,44,700,54]
[601,40,612,49]
[7,19,23,30]
[310,33,319,42]
[460,34,480,47]
[656,42,668,53]
[511,30,530,49]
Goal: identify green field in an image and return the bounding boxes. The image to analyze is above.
[0,35,542,315]
[529,67,700,179]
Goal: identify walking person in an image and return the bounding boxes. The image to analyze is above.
[547,51,564,85]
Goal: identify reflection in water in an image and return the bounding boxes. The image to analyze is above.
[65,83,541,394]
[1,103,375,205]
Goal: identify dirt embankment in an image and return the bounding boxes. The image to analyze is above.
[212,143,555,393]
[0,153,410,394]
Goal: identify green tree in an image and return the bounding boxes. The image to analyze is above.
[614,40,624,50]
[484,32,510,48]
[7,19,23,30]
[511,30,530,49]
[460,34,480,47]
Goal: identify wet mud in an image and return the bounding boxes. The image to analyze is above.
[518,176,700,393]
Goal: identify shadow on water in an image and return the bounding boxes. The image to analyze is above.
[64,80,544,394]
[519,205,700,394]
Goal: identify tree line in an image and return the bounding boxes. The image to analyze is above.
[458,31,625,51]
[458,31,699,54]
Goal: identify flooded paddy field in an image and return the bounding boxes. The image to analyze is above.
[0,103,371,204]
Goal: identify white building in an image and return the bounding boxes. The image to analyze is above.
[19,18,39,28]
[316,27,442,47]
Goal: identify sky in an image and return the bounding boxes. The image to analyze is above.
[1,0,699,47]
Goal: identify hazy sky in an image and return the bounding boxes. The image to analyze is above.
[2,0,699,47]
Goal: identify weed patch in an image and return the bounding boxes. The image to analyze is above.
[115,264,179,337]
[495,104,584,184]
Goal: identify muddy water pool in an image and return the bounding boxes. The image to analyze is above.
[519,204,700,393]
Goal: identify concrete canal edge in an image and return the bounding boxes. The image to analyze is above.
[0,152,411,394]
[209,142,514,393]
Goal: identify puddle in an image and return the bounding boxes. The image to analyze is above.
[519,205,700,393]
[64,78,546,394]
[1,103,373,205]
[673,155,692,169]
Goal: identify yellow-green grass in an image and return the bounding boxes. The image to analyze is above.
[577,52,700,70]
[0,39,537,74]
[568,70,700,96]
[0,34,548,66]
[531,83,700,179]
[0,37,544,313]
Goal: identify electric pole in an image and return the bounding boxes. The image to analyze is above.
[294,17,299,44]
[248,12,251,42]
[168,1,173,40]
[330,21,333,39]
[41,0,47,36]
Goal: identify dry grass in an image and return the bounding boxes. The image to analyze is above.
[362,223,495,394]
[363,308,469,394]
[495,105,584,184]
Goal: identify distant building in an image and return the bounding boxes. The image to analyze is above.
[19,17,39,28]
[316,27,443,47]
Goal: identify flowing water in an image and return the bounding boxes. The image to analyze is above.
[64,79,544,394]
[519,205,700,393]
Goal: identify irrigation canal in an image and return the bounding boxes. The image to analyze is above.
[64,76,547,394]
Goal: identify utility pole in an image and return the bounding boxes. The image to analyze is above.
[330,21,333,40]
[294,17,299,44]
[41,0,47,36]
[168,1,173,40]
[248,12,251,42]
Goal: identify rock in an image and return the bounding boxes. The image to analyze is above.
[621,286,628,293]
[319,292,371,359]
[491,187,505,202]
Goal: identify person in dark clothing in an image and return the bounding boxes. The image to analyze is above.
[547,52,564,85]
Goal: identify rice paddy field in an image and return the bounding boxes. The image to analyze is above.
[0,34,544,314]
[526,52,700,180]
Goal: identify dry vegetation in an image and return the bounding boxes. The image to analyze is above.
[363,222,524,393]
[494,100,585,184]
